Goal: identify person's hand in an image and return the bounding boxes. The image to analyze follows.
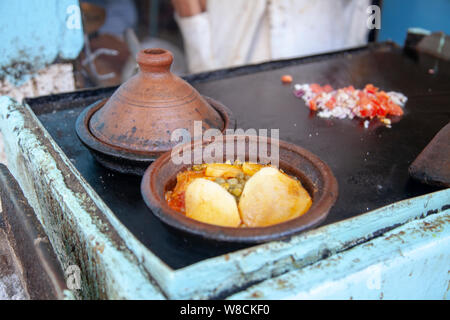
[171,0,206,17]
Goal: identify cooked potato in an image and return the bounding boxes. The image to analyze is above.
[185,178,241,227]
[205,163,243,178]
[238,167,312,227]
[242,162,264,176]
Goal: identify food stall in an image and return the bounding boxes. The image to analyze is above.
[0,1,448,300]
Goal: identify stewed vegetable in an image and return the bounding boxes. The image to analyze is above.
[165,161,312,227]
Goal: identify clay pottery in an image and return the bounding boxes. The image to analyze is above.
[76,48,235,175]
[141,135,339,243]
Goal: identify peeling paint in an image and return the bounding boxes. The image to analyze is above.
[0,1,83,85]
[228,209,450,299]
[0,97,164,299]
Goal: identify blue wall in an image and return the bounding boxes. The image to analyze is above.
[379,0,450,44]
[0,0,84,85]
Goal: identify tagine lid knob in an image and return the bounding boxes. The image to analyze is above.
[136,48,173,73]
[88,48,225,155]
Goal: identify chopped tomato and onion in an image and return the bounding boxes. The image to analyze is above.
[293,83,407,125]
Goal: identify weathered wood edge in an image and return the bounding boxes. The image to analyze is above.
[0,96,166,299]
[227,206,450,299]
[175,188,449,298]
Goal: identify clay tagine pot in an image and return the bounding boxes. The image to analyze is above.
[76,48,235,175]
[141,135,339,243]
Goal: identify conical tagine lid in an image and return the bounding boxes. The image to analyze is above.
[88,48,225,155]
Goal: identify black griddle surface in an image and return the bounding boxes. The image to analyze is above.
[30,43,449,269]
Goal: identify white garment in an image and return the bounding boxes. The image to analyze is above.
[175,0,371,73]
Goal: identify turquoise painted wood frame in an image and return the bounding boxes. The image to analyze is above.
[0,96,448,299]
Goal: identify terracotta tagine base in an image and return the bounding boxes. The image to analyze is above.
[141,135,339,243]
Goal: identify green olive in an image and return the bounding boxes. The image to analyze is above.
[228,178,238,185]
[230,188,242,197]
[215,177,226,184]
